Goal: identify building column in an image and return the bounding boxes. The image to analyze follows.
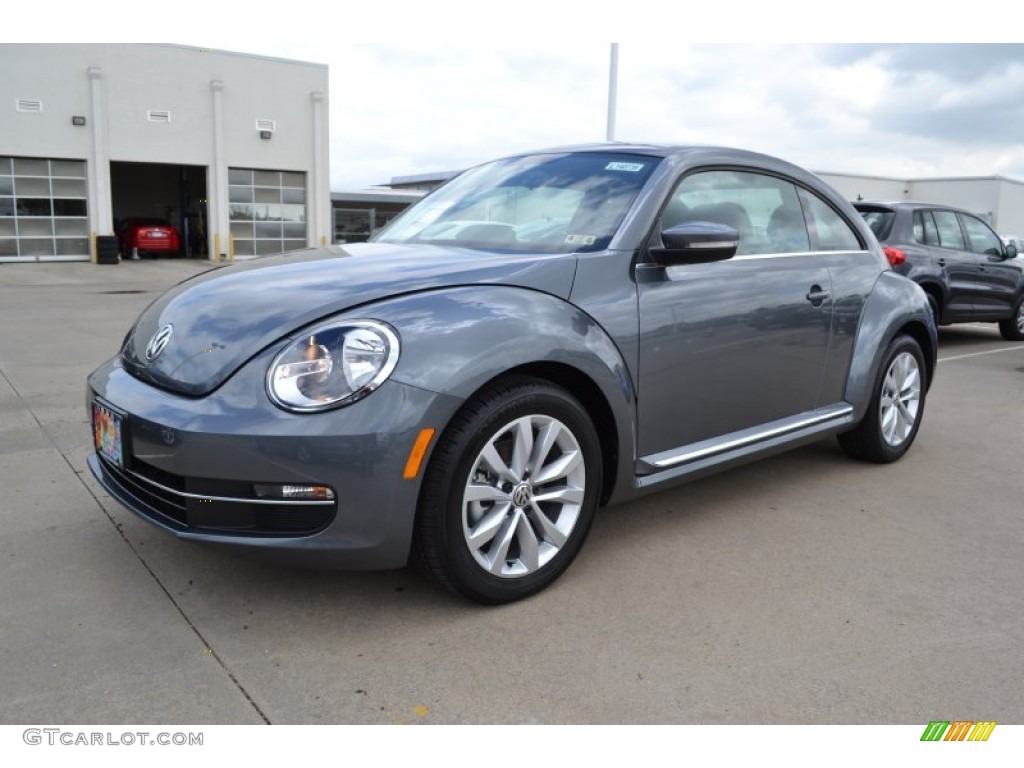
[87,67,113,246]
[311,90,328,246]
[210,79,229,261]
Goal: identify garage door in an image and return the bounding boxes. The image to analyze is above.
[0,156,90,262]
[228,168,307,258]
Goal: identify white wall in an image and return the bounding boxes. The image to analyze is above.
[817,172,908,203]
[996,181,1024,236]
[909,178,1001,222]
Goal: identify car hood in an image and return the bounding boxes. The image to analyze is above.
[121,243,579,396]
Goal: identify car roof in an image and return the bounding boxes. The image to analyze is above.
[853,200,970,213]
[516,142,803,165]
[488,142,836,193]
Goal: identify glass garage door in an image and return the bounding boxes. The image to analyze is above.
[0,156,90,262]
[228,168,307,258]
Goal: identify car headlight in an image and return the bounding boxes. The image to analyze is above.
[267,320,400,412]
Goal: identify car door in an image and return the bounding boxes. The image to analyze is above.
[924,209,981,321]
[635,168,832,460]
[959,212,1019,318]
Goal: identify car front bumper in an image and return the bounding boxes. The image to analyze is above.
[86,354,462,569]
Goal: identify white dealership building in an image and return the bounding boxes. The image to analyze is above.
[0,44,330,262]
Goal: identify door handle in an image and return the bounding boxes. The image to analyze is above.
[806,286,830,306]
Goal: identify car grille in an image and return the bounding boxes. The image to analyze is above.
[96,455,337,536]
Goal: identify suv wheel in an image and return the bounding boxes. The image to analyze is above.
[998,296,1024,341]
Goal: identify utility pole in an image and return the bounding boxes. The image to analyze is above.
[606,44,619,142]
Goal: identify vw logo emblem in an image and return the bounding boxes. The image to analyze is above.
[512,484,532,508]
[146,324,174,362]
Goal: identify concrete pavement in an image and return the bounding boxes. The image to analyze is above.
[1,259,1022,724]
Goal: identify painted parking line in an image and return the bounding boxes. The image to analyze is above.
[938,346,1024,363]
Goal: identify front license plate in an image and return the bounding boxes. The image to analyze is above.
[93,401,125,468]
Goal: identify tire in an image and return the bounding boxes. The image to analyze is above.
[998,296,1024,341]
[413,377,601,604]
[838,335,927,464]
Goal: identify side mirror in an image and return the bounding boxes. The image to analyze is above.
[650,221,739,266]
[1005,243,1018,259]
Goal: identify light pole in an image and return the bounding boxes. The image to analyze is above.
[606,43,619,142]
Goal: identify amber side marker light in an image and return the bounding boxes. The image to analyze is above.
[403,428,436,479]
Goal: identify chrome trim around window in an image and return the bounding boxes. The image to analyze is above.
[730,249,870,261]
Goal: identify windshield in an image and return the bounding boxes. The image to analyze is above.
[374,152,660,253]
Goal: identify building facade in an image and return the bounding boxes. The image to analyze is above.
[0,44,330,262]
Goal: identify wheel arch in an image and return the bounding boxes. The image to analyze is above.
[897,319,936,392]
[367,285,639,508]
[844,272,938,419]
[914,278,946,321]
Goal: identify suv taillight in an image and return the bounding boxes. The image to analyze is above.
[883,247,906,266]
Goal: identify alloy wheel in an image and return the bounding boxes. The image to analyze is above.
[461,414,585,578]
[879,351,921,446]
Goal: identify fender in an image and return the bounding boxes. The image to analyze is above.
[844,271,937,421]
[362,284,640,504]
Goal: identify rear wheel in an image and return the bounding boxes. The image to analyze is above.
[413,377,601,604]
[839,335,926,463]
[998,296,1024,341]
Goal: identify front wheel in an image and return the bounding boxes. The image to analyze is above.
[413,377,601,604]
[998,296,1024,341]
[838,335,927,463]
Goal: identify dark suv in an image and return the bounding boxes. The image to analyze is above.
[854,201,1024,340]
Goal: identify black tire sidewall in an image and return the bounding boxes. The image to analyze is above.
[418,379,602,604]
[998,296,1024,341]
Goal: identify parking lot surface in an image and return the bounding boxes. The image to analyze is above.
[1,259,1022,724]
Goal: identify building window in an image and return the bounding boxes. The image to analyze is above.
[0,156,89,262]
[228,168,306,257]
[333,208,403,244]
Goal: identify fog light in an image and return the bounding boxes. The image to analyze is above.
[253,483,335,501]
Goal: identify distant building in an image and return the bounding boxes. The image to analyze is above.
[1,43,330,262]
[818,172,1024,236]
[331,188,423,243]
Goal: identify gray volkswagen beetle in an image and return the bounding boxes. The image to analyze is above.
[87,144,937,604]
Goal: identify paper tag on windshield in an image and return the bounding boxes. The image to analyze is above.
[605,162,645,172]
[565,234,597,246]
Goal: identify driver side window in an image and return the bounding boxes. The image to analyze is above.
[664,170,809,255]
[960,213,1003,257]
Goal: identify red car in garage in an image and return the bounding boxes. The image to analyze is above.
[118,218,181,258]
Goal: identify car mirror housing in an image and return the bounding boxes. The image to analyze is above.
[1005,243,1018,259]
[650,221,739,266]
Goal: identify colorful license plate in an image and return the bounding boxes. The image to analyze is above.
[93,401,125,468]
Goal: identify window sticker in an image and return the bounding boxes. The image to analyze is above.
[605,162,646,172]
[565,234,597,246]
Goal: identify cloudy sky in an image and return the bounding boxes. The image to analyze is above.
[203,41,1024,191]
[26,3,1024,191]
